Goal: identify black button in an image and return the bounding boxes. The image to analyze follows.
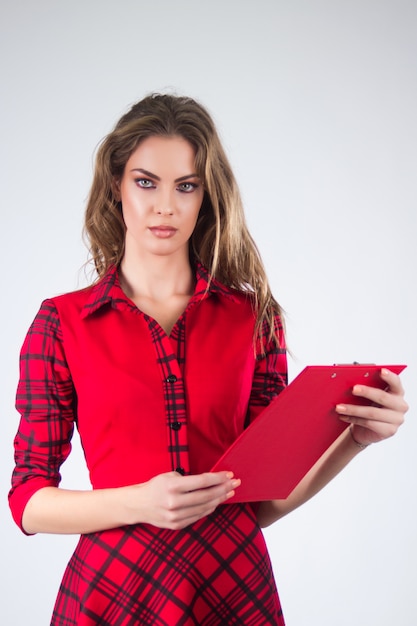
[175,467,185,475]
[166,374,177,383]
[170,421,182,431]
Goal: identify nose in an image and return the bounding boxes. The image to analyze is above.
[154,187,174,216]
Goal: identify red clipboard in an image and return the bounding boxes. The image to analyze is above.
[211,364,406,502]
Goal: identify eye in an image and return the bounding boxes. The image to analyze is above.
[177,182,198,193]
[135,178,155,188]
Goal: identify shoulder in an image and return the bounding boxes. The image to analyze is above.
[25,288,93,342]
[51,284,95,310]
[27,276,106,341]
[207,281,257,326]
[49,266,118,319]
[218,284,256,308]
[31,287,94,332]
[196,264,256,309]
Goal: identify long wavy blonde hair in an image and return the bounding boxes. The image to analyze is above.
[84,93,283,343]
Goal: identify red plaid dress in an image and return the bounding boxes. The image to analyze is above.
[10,264,287,625]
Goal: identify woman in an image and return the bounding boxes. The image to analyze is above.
[9,94,408,625]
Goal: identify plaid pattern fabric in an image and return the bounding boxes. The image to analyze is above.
[52,505,284,625]
[10,264,287,624]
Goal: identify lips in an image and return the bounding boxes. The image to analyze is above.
[148,226,177,238]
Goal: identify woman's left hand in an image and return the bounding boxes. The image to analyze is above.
[335,368,409,447]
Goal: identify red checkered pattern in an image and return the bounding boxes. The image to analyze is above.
[52,505,284,625]
[10,264,287,625]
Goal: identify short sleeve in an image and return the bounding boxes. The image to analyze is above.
[8,299,76,533]
[246,313,287,427]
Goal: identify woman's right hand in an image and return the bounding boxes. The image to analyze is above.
[125,471,241,530]
[21,472,241,535]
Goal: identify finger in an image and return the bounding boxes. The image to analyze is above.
[160,472,239,505]
[350,383,408,414]
[350,386,403,412]
[380,368,406,395]
[177,478,241,509]
[341,416,401,441]
[173,471,236,494]
[354,388,409,414]
[336,402,405,425]
[163,486,240,529]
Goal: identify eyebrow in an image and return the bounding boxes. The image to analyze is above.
[130,168,200,183]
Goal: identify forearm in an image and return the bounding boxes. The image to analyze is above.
[257,368,408,528]
[22,485,138,535]
[257,427,363,527]
[22,471,239,535]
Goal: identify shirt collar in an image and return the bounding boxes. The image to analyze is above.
[81,263,239,319]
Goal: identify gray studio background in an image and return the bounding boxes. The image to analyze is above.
[1,1,416,624]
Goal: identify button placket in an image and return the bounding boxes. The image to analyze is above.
[146,315,189,475]
[163,372,189,474]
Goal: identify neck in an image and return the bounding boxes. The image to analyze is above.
[119,252,194,302]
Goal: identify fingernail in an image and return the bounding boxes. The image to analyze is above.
[336,404,347,412]
[381,368,389,376]
[226,490,235,499]
[231,479,241,489]
[226,472,234,479]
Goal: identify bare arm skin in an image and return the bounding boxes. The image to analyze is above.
[257,368,408,527]
[22,371,406,534]
[22,471,241,535]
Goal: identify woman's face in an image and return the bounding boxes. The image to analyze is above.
[117,135,204,263]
